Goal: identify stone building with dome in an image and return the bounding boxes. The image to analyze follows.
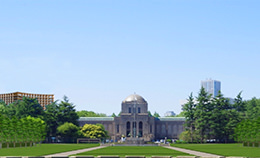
[78,94,185,142]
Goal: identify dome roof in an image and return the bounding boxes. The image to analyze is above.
[122,94,147,104]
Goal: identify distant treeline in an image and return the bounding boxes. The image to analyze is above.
[76,110,107,117]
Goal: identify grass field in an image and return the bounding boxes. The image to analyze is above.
[75,146,192,157]
[0,143,99,156]
[171,143,260,157]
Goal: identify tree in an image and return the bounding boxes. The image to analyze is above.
[44,101,60,137]
[111,113,117,117]
[10,117,19,147]
[211,92,233,142]
[153,112,160,118]
[0,100,8,116]
[80,124,108,139]
[181,89,259,144]
[31,117,46,146]
[234,117,260,147]
[175,111,185,117]
[2,116,11,148]
[44,97,79,141]
[57,122,80,143]
[233,91,246,113]
[0,114,7,148]
[6,97,45,119]
[194,87,212,143]
[57,96,79,126]
[37,117,47,145]
[179,130,199,142]
[245,97,260,120]
[21,117,30,147]
[77,110,107,117]
[16,117,25,147]
[182,93,196,142]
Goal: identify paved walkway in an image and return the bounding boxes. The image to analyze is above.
[44,145,107,157]
[44,145,223,157]
[164,146,223,157]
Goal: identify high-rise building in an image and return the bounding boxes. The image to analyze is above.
[0,91,54,109]
[201,79,221,97]
[164,111,176,117]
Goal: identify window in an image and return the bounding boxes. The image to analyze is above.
[150,125,152,133]
[139,122,143,137]
[117,124,119,133]
[126,122,131,137]
[132,122,137,137]
[138,107,141,113]
[128,107,131,113]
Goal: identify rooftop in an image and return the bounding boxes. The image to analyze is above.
[122,94,147,104]
[157,117,186,121]
[78,117,114,121]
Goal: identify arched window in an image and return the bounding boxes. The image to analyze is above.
[138,121,143,137]
[132,122,137,137]
[126,122,131,137]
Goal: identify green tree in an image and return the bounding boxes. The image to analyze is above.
[183,89,248,143]
[194,87,212,143]
[0,113,46,149]
[153,111,160,118]
[31,117,46,146]
[7,97,44,119]
[44,101,60,137]
[10,117,19,147]
[111,113,117,117]
[37,117,47,145]
[2,116,11,148]
[16,117,25,147]
[21,117,31,147]
[179,130,199,142]
[57,96,79,126]
[175,111,185,117]
[256,117,260,146]
[57,122,80,143]
[44,97,79,141]
[211,92,233,142]
[0,114,7,148]
[80,124,108,139]
[234,118,260,146]
[182,93,196,142]
[23,116,46,147]
[0,100,8,116]
[233,91,246,113]
[245,97,260,120]
[77,110,107,117]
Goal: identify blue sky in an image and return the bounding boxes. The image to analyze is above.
[1,0,260,116]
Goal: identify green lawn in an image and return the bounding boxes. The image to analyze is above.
[75,146,192,157]
[0,143,99,156]
[171,143,260,157]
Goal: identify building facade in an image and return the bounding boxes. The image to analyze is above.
[79,94,185,142]
[201,79,221,97]
[0,92,54,109]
